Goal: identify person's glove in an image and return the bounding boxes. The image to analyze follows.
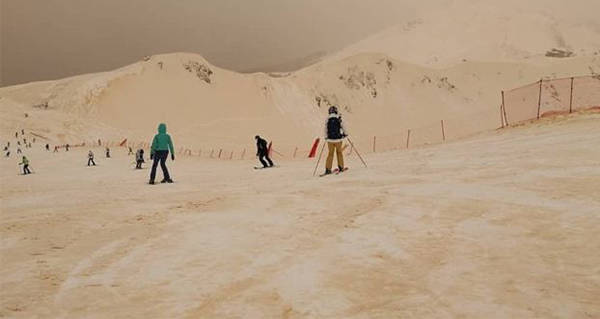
[150,153,154,160]
[171,154,175,161]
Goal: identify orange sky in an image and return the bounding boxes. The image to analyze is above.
[2,0,598,87]
[1,0,414,86]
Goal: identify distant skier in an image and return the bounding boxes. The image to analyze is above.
[87,150,96,166]
[21,129,25,135]
[5,150,10,157]
[19,156,31,175]
[149,123,174,184]
[128,147,133,155]
[135,149,145,169]
[45,144,50,151]
[255,135,274,168]
[105,147,111,158]
[15,132,18,138]
[17,148,22,154]
[322,106,347,175]
[33,137,36,143]
[65,144,69,151]
[53,146,59,153]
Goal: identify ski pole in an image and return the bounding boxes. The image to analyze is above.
[312,142,326,176]
[346,137,368,168]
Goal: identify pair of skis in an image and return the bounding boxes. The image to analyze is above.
[319,167,349,177]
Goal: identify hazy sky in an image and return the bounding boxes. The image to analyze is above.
[1,0,417,86]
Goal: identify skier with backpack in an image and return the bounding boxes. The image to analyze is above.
[255,135,274,168]
[322,106,347,176]
[135,149,145,169]
[19,156,32,175]
[149,123,174,184]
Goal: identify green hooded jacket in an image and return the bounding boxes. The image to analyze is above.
[21,156,29,165]
[150,123,174,154]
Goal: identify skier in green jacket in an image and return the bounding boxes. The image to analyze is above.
[149,123,175,184]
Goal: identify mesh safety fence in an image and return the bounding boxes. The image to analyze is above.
[503,75,600,124]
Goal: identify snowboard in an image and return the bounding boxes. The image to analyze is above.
[254,165,278,170]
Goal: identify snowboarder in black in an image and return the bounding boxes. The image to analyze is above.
[323,106,347,175]
[255,135,274,168]
[135,149,145,169]
[88,150,96,166]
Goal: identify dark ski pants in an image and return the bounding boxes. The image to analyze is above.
[258,152,273,168]
[23,164,31,174]
[88,158,96,166]
[136,160,143,169]
[150,150,171,182]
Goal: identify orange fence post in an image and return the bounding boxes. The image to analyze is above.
[293,147,298,158]
[210,149,214,158]
[406,129,411,149]
[537,78,542,119]
[441,120,446,141]
[569,77,574,113]
[267,142,273,157]
[308,138,320,158]
[218,149,222,158]
[198,149,202,157]
[373,136,376,153]
[229,151,233,160]
[241,148,246,160]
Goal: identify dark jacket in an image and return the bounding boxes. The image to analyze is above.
[326,113,346,142]
[256,137,268,155]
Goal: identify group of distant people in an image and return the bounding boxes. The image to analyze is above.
[86,123,174,185]
[7,106,348,181]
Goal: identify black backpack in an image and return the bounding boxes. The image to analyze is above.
[327,117,343,140]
